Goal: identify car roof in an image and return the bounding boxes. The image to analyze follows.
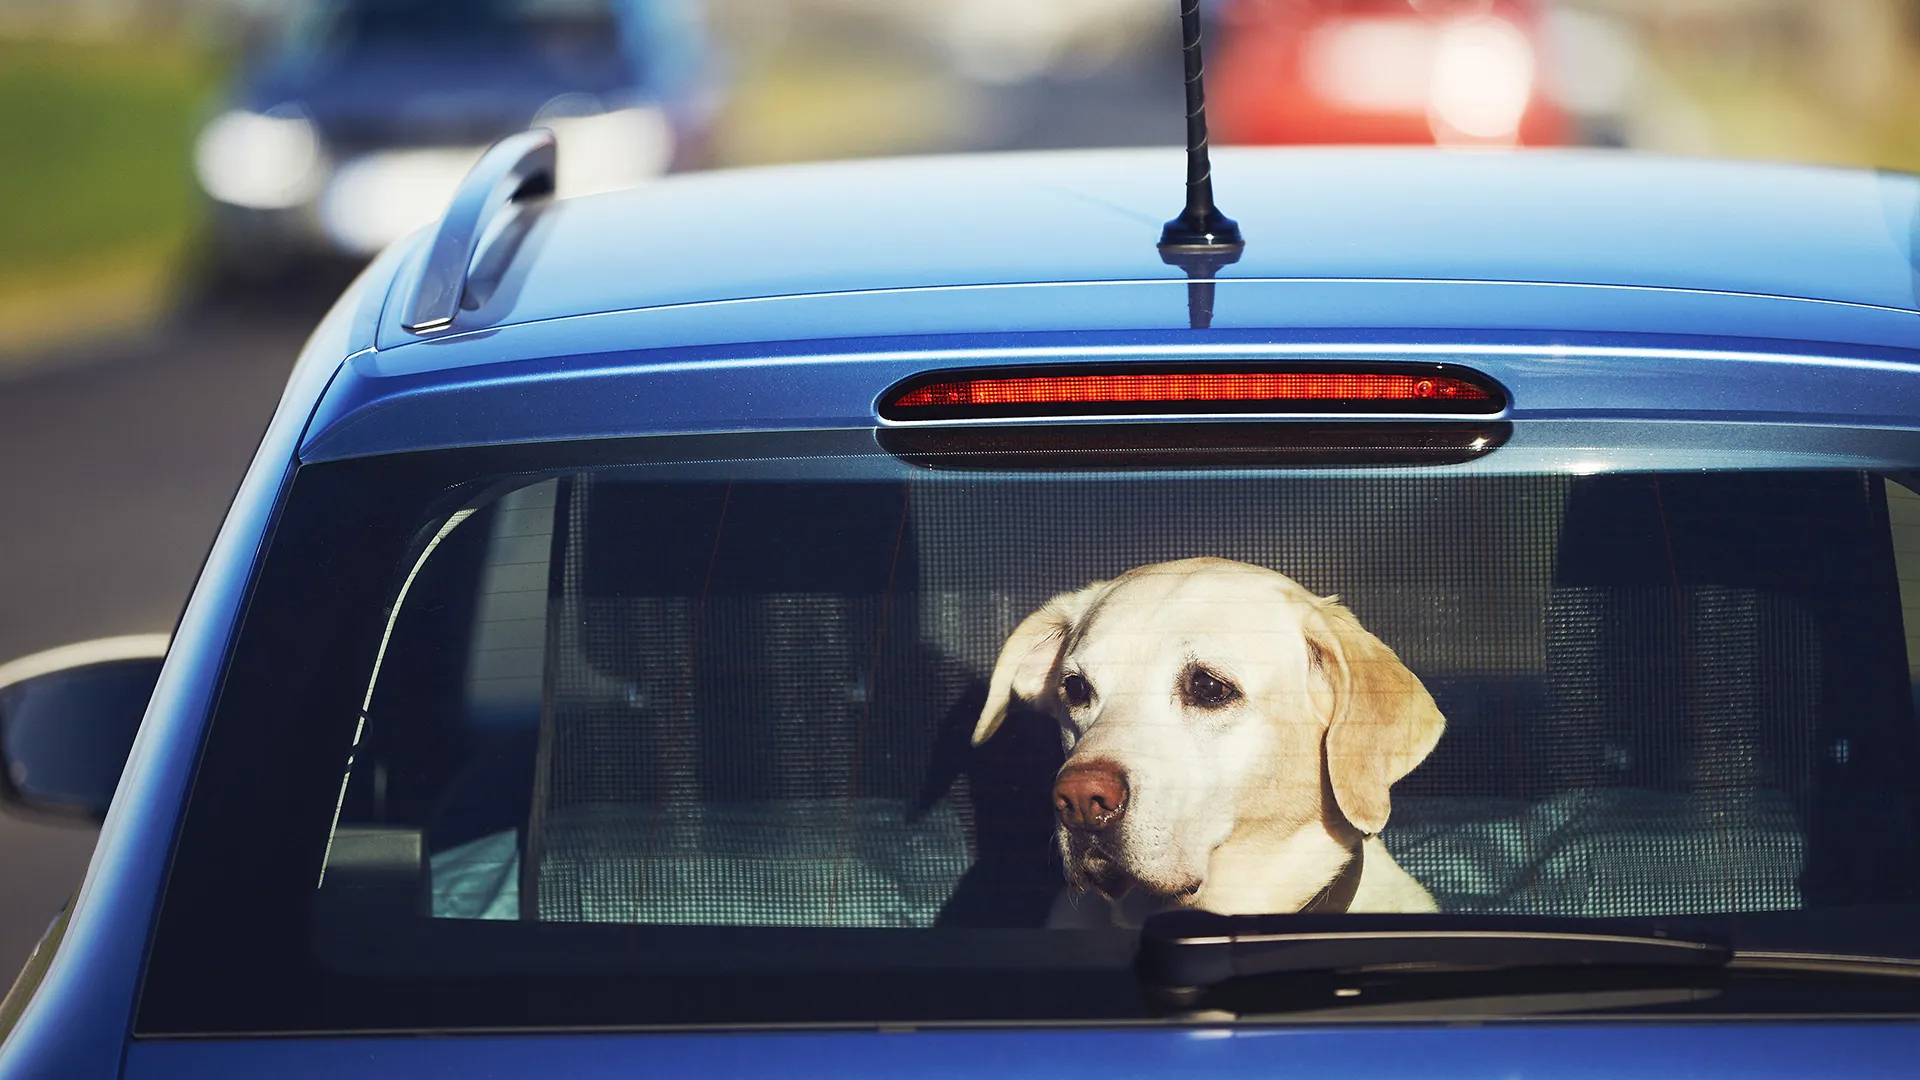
[374,145,1920,345]
[294,147,1920,460]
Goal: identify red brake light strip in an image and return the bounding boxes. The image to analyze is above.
[892,372,1492,409]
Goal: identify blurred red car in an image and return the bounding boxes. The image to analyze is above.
[1210,0,1568,146]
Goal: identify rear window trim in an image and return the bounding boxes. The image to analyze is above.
[136,426,1920,1036]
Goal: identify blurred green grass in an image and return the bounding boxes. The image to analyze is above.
[0,39,217,273]
[1655,57,1920,175]
[711,47,973,167]
[0,39,218,353]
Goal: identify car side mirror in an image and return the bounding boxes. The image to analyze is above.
[0,636,168,823]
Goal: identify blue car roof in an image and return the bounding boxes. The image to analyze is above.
[377,146,1920,338]
[298,147,1920,459]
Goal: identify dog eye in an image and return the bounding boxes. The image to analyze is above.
[1062,673,1093,708]
[1182,667,1240,709]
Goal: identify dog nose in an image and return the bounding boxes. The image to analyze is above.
[1054,761,1128,832]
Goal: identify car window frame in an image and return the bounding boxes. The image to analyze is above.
[135,424,1920,1036]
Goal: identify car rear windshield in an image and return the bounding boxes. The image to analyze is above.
[306,0,621,43]
[140,424,1920,1034]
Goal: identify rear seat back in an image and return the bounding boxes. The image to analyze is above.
[524,470,1920,925]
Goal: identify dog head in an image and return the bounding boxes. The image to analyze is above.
[973,558,1444,909]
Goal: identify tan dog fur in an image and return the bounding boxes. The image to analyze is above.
[974,558,1445,926]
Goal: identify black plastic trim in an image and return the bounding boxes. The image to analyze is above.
[878,422,1511,470]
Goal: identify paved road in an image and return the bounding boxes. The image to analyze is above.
[0,306,313,981]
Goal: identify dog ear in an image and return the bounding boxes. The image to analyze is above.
[972,583,1105,746]
[1305,600,1446,835]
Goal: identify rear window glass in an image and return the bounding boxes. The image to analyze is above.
[295,0,622,48]
[140,426,1920,1033]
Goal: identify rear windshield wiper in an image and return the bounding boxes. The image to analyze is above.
[1137,913,1920,1019]
[1138,912,1729,1009]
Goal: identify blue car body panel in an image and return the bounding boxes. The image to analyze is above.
[7,147,1920,1077]
[372,147,1920,351]
[238,0,705,144]
[309,289,1920,461]
[246,40,637,144]
[113,1023,1920,1080]
[321,147,1920,459]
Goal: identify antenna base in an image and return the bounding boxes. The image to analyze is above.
[1158,207,1244,253]
[1159,218,1243,332]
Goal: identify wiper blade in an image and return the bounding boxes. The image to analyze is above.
[1167,965,1726,1021]
[1138,912,1730,995]
[1731,951,1920,980]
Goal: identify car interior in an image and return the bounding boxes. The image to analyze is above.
[322,464,1920,936]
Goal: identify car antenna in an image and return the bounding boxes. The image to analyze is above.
[1158,0,1243,331]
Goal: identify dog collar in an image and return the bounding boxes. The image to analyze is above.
[1298,843,1365,914]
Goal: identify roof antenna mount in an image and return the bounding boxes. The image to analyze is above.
[1158,0,1242,330]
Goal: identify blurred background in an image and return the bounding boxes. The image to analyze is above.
[3,0,1919,979]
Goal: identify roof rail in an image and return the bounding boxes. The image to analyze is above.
[403,129,557,335]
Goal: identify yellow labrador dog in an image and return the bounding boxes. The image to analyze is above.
[973,557,1445,927]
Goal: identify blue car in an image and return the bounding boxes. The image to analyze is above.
[8,124,1920,1074]
[194,0,714,266]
